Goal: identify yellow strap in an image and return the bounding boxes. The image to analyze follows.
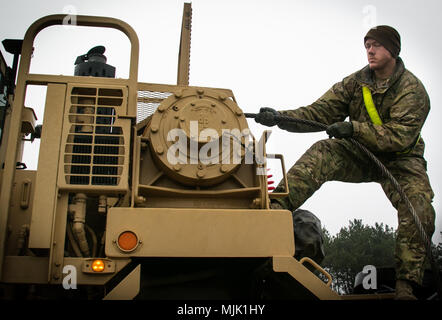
[362,86,383,125]
[362,86,420,154]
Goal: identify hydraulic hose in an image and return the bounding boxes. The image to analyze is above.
[245,112,441,299]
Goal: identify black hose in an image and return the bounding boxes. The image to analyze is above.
[245,112,441,299]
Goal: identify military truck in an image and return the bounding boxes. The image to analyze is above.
[0,3,396,300]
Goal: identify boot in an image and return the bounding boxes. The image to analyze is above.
[395,279,417,300]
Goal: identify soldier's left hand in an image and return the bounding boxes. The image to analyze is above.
[255,107,280,127]
[326,121,353,139]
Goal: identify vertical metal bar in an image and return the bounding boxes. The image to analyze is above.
[0,76,27,278]
[28,84,67,249]
[48,193,69,283]
[177,3,192,86]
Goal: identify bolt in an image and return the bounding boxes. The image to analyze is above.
[220,165,228,173]
[174,90,183,98]
[151,126,158,133]
[236,110,243,116]
[197,89,204,95]
[135,196,146,205]
[173,164,181,171]
[197,170,205,178]
[252,198,261,208]
[157,106,165,112]
[156,146,164,155]
[211,103,216,108]
[219,94,227,101]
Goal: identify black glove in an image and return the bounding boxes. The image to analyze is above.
[255,107,280,127]
[326,121,353,139]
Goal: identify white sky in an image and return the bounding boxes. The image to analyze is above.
[1,0,441,244]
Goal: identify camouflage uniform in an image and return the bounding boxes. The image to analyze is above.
[273,57,435,286]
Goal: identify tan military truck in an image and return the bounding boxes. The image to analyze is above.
[0,3,394,300]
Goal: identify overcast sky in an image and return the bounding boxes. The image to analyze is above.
[1,0,441,244]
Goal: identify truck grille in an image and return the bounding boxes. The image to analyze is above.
[63,86,126,187]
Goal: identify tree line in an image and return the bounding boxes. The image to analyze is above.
[320,219,442,294]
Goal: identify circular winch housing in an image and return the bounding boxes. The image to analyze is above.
[148,88,249,186]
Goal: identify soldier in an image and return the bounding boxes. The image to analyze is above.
[255,25,435,300]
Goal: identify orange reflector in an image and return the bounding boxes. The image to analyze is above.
[92,259,105,272]
[118,231,138,252]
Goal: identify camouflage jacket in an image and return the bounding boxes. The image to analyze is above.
[279,58,430,158]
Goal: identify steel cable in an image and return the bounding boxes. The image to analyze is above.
[245,112,441,299]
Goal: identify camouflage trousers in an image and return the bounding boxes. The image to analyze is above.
[274,138,436,285]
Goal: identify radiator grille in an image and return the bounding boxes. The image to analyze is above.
[64,87,125,186]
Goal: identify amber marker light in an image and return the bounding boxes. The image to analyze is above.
[92,259,105,272]
[117,231,139,252]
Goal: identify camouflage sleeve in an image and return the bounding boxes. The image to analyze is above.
[352,86,430,153]
[277,77,353,127]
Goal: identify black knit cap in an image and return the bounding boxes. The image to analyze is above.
[364,25,401,58]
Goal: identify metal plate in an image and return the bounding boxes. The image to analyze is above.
[105,207,295,258]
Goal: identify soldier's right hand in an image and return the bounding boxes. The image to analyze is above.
[255,107,280,127]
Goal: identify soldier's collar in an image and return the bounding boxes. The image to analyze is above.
[355,58,405,93]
